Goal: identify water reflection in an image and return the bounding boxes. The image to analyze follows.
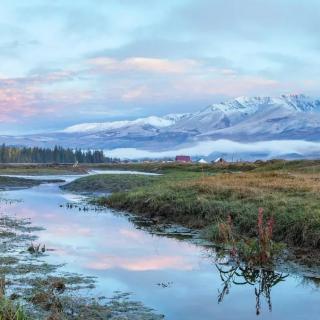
[216,264,288,315]
[300,276,320,290]
[0,176,319,319]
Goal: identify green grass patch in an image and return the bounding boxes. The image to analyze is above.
[61,174,161,193]
[0,298,29,320]
[0,164,87,176]
[84,161,258,174]
[92,167,320,250]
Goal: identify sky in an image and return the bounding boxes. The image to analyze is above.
[0,0,320,134]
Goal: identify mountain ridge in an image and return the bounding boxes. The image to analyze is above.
[1,94,320,159]
[61,94,320,137]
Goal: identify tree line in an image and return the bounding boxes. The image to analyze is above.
[0,144,119,163]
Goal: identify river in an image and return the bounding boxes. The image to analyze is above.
[0,171,319,319]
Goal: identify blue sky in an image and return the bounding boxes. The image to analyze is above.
[0,0,319,133]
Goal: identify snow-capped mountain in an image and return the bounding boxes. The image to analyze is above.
[62,114,189,134]
[170,94,320,138]
[2,94,320,159]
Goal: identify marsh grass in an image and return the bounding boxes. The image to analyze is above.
[85,161,258,174]
[61,174,160,193]
[0,177,43,190]
[0,164,87,176]
[212,209,284,265]
[0,298,29,320]
[100,166,320,249]
[0,177,65,191]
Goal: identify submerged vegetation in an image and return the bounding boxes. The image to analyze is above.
[0,209,164,320]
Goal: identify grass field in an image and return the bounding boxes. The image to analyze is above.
[0,164,87,176]
[63,160,320,250]
[61,173,160,193]
[83,158,320,174]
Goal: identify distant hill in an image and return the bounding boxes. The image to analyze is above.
[2,94,320,159]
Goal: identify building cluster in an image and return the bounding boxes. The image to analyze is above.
[121,155,228,164]
[174,155,227,164]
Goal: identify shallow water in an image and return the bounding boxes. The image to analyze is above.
[0,172,319,319]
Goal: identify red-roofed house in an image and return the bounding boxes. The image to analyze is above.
[175,155,191,163]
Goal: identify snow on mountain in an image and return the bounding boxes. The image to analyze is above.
[2,94,320,159]
[62,94,320,136]
[63,114,188,133]
[163,113,190,122]
[170,94,320,138]
[279,94,320,112]
[202,94,320,116]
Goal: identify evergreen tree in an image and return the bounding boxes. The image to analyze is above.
[0,144,114,164]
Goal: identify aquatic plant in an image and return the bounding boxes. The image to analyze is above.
[214,209,283,265]
[237,208,284,265]
[27,243,46,255]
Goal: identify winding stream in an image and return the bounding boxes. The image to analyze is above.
[1,171,319,319]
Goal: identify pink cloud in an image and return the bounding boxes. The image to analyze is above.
[89,57,199,74]
[106,74,281,104]
[0,56,307,124]
[0,71,92,122]
[85,56,286,104]
[121,86,149,101]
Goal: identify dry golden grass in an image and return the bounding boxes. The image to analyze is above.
[105,168,320,248]
[186,171,320,195]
